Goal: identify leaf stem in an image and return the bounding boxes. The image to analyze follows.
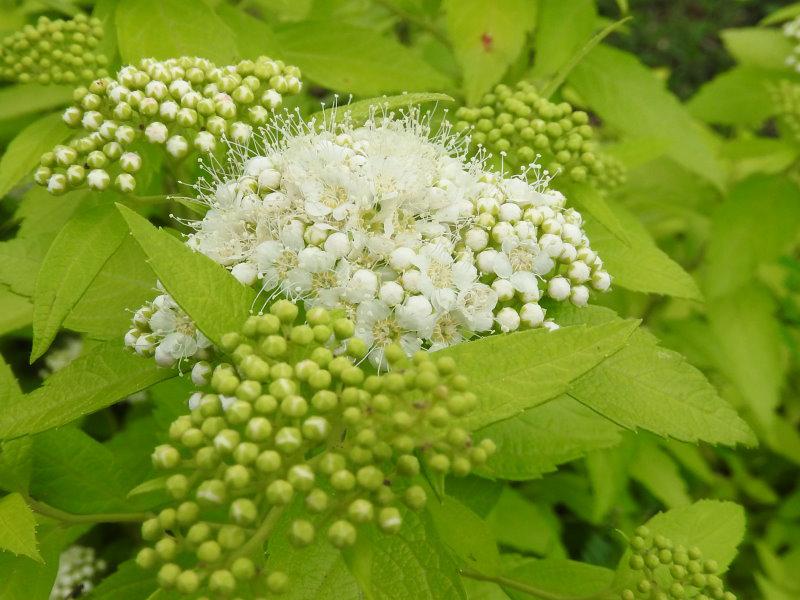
[27,498,149,525]
[459,568,612,600]
[227,505,286,564]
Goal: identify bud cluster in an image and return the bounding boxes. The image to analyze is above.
[136,300,494,598]
[50,545,107,600]
[184,110,610,367]
[0,14,108,85]
[125,289,213,368]
[620,526,736,600]
[37,54,302,195]
[454,81,625,190]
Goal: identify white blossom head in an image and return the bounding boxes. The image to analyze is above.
[176,106,610,366]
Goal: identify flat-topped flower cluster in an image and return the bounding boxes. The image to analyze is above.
[177,109,610,367]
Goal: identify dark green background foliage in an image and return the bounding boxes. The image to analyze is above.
[0,0,799,599]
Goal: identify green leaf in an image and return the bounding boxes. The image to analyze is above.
[0,354,21,407]
[350,509,466,600]
[560,181,630,245]
[721,28,795,70]
[688,66,786,126]
[117,204,256,347]
[427,495,500,575]
[552,305,756,446]
[708,287,784,428]
[444,0,536,103]
[0,84,73,121]
[64,235,157,340]
[721,137,798,180]
[500,557,615,600]
[215,4,277,59]
[309,93,455,124]
[568,45,725,189]
[583,200,703,300]
[270,21,452,96]
[31,202,128,361]
[761,3,800,25]
[436,319,638,431]
[0,520,84,600]
[477,395,622,481]
[115,0,237,64]
[0,493,40,562]
[0,112,71,200]
[614,500,745,591]
[90,560,158,600]
[705,175,800,299]
[629,440,691,509]
[29,428,139,514]
[486,489,562,556]
[0,340,175,440]
[0,288,32,336]
[530,0,596,83]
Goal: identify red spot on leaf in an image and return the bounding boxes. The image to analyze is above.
[481,32,493,52]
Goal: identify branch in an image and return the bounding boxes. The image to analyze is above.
[28,498,149,525]
[460,568,613,600]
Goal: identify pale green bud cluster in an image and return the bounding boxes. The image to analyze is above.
[137,299,494,598]
[620,526,736,600]
[770,80,800,142]
[455,81,625,190]
[37,55,302,195]
[0,14,108,85]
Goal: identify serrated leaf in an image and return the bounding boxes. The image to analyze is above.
[0,340,175,440]
[629,440,691,509]
[761,3,800,25]
[270,21,452,96]
[64,235,157,340]
[427,495,500,575]
[0,520,85,600]
[721,28,794,70]
[708,287,784,428]
[530,0,596,83]
[500,557,615,600]
[477,394,622,481]
[0,438,33,495]
[614,500,745,591]
[568,44,724,189]
[0,493,40,562]
[352,509,467,600]
[90,560,158,600]
[0,84,73,121]
[0,112,71,200]
[29,428,137,514]
[486,489,562,556]
[0,288,32,336]
[688,66,786,126]
[705,175,800,299]
[117,204,256,346]
[215,4,277,59]
[115,0,237,64]
[444,0,536,104]
[436,319,638,431]
[552,305,756,446]
[560,181,630,245]
[31,203,128,361]
[583,199,703,300]
[309,93,455,124]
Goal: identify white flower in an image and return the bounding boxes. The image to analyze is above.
[548,276,571,301]
[346,268,379,303]
[355,300,421,368]
[414,244,476,311]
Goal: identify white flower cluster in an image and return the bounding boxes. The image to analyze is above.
[180,110,609,367]
[784,17,800,71]
[50,545,106,600]
[125,287,212,368]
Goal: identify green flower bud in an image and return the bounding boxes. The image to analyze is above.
[136,547,158,569]
[328,520,357,548]
[348,499,374,523]
[404,486,427,510]
[186,522,211,545]
[331,469,356,491]
[166,474,189,499]
[378,507,402,533]
[224,464,251,488]
[196,479,226,505]
[157,563,181,588]
[142,517,163,541]
[209,569,236,594]
[266,571,289,594]
[288,464,315,491]
[155,537,178,560]
[175,570,199,594]
[152,444,180,469]
[274,427,303,454]
[256,449,282,473]
[266,479,294,505]
[290,519,316,546]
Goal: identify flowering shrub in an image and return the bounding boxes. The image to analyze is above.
[0,2,795,600]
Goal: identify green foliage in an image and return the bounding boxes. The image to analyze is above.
[0,492,41,561]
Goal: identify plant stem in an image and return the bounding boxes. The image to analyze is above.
[227,505,286,564]
[460,568,612,600]
[373,0,450,45]
[28,498,149,525]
